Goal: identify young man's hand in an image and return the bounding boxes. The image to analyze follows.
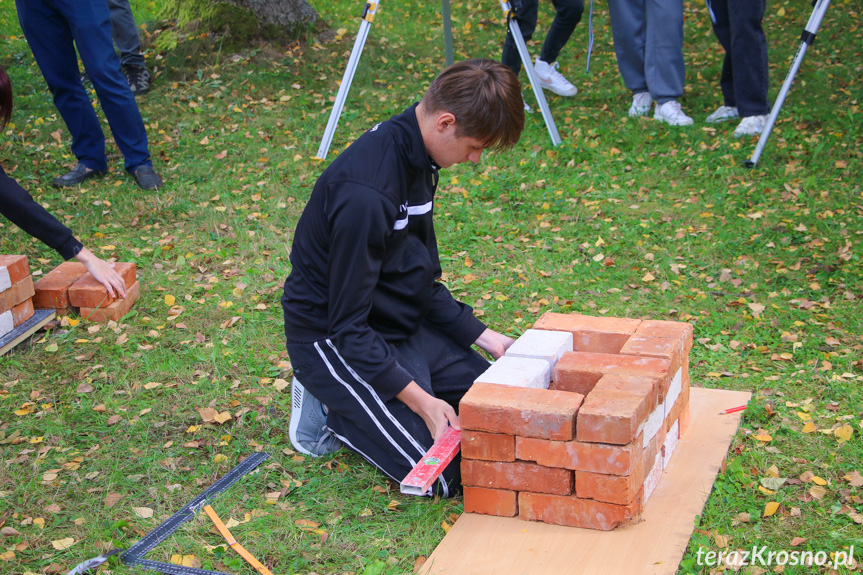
[473,328,514,359]
[396,381,460,441]
[74,247,127,299]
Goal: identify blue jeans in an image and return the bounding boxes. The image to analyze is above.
[15,0,152,172]
[708,0,769,117]
[502,0,584,77]
[109,0,146,68]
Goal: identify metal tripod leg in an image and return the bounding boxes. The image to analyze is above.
[316,2,380,160]
[500,0,562,146]
[746,0,831,167]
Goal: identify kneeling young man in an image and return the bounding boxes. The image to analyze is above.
[282,59,525,496]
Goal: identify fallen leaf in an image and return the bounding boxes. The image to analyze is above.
[1,527,21,536]
[809,485,828,500]
[213,454,227,463]
[51,538,75,550]
[752,430,773,442]
[386,499,401,511]
[835,424,853,443]
[811,476,827,486]
[748,303,766,317]
[790,537,807,546]
[213,411,232,424]
[132,507,154,519]
[76,383,94,393]
[763,502,780,517]
[105,493,123,508]
[295,519,321,529]
[441,520,452,533]
[843,471,863,487]
[760,477,787,491]
[715,534,729,548]
[165,295,176,306]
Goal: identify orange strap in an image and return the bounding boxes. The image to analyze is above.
[203,505,273,575]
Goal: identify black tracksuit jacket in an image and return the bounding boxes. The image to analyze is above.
[1,164,83,260]
[282,104,487,400]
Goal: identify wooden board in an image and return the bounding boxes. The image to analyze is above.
[421,387,751,575]
[0,309,55,356]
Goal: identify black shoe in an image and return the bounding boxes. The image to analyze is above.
[52,164,107,187]
[123,65,151,96]
[132,165,163,190]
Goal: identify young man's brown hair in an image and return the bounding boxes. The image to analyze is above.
[421,58,525,150]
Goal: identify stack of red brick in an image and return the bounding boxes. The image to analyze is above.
[33,261,139,322]
[460,312,693,531]
[0,255,36,338]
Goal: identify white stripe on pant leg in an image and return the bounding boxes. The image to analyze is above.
[335,432,449,498]
[325,339,428,457]
[314,341,418,469]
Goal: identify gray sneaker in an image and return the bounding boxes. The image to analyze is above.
[289,377,342,457]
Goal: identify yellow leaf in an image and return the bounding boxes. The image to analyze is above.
[714,534,728,548]
[464,256,473,268]
[213,411,232,424]
[763,502,780,517]
[835,424,853,443]
[777,6,786,16]
[758,485,775,495]
[133,507,154,519]
[811,476,827,486]
[386,499,401,511]
[182,555,200,568]
[51,537,75,550]
[642,272,655,282]
[99,245,116,251]
[67,318,80,327]
[441,520,452,533]
[213,454,227,463]
[165,295,176,306]
[144,382,162,390]
[796,411,812,421]
[802,422,817,433]
[752,431,773,442]
[809,485,828,500]
[33,518,45,529]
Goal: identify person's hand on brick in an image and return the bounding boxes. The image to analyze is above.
[474,328,515,359]
[397,381,461,441]
[74,247,127,300]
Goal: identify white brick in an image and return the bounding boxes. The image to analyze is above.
[474,356,551,389]
[642,452,663,504]
[662,420,679,470]
[0,267,10,292]
[505,329,573,377]
[0,310,13,338]
[663,367,682,419]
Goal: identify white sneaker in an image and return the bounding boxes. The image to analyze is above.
[534,59,577,97]
[654,100,694,126]
[733,114,767,137]
[706,105,739,123]
[522,94,532,113]
[628,92,653,117]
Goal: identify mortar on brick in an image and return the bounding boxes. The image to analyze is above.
[662,420,680,470]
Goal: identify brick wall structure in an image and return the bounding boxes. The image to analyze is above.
[460,313,693,531]
[0,255,36,337]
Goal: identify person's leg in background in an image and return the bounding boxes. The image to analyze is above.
[534,0,584,96]
[15,0,109,185]
[646,0,692,125]
[61,0,161,186]
[107,0,151,95]
[705,0,741,123]
[607,0,652,116]
[727,0,769,136]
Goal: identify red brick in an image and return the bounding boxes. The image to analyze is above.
[533,312,641,354]
[68,262,136,308]
[619,335,684,376]
[79,281,140,323]
[461,430,515,462]
[463,486,518,517]
[33,262,87,309]
[678,403,691,439]
[0,277,35,314]
[11,299,34,327]
[576,471,643,505]
[576,390,648,445]
[460,382,584,441]
[462,459,573,495]
[552,351,671,397]
[0,255,30,287]
[519,491,642,531]
[516,436,649,476]
[635,320,693,354]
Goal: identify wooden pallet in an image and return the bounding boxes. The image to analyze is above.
[0,309,56,356]
[420,387,751,575]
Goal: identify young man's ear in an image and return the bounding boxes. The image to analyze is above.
[435,112,457,133]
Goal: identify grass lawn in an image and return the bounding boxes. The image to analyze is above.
[1,0,861,573]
